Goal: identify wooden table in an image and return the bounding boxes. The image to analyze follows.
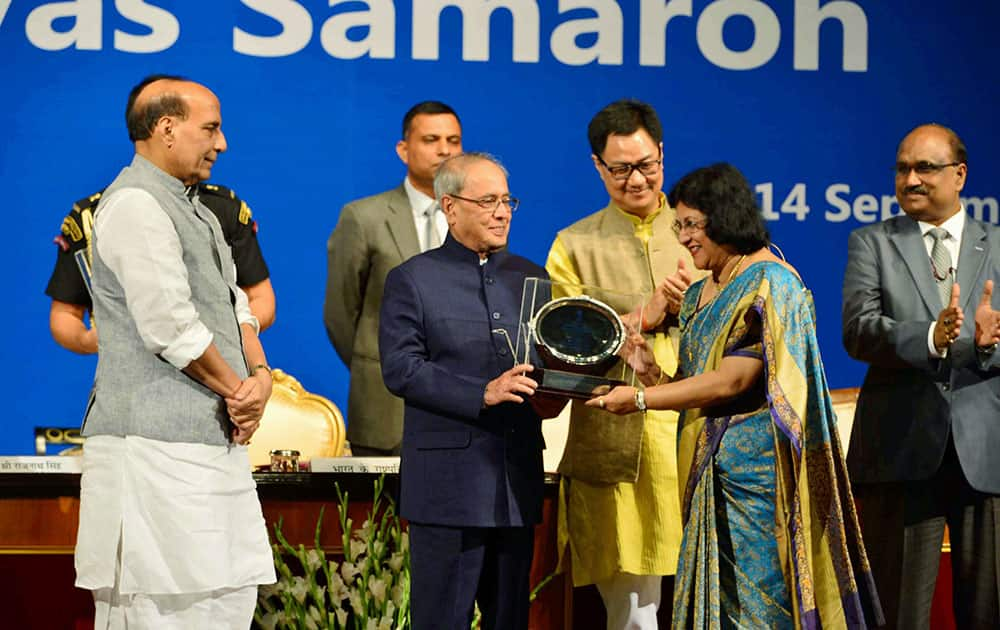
[0,470,568,630]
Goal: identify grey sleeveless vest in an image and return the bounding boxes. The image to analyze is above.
[82,155,248,445]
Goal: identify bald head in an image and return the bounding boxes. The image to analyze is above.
[897,123,967,168]
[126,75,227,185]
[895,123,968,224]
[126,74,187,142]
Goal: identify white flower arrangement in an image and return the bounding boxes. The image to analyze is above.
[255,475,410,629]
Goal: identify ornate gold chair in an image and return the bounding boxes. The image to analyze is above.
[830,387,859,453]
[247,369,346,468]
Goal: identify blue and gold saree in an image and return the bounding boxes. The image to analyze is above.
[672,261,881,629]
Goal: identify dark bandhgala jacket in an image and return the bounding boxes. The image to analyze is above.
[379,235,547,527]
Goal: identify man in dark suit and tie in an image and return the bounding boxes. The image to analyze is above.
[843,123,1000,629]
[379,152,561,629]
[325,101,462,455]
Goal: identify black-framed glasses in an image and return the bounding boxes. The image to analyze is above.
[596,152,662,181]
[894,161,962,177]
[448,193,519,213]
[671,218,708,236]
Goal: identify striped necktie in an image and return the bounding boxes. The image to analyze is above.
[928,227,953,307]
[423,203,441,251]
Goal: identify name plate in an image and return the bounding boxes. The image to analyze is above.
[309,457,400,474]
[0,456,82,474]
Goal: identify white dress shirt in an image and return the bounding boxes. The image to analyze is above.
[404,177,446,251]
[919,207,965,357]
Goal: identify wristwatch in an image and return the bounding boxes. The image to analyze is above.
[634,388,647,412]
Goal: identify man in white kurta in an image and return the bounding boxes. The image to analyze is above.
[74,75,275,629]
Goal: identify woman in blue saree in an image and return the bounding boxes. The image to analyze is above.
[590,164,882,628]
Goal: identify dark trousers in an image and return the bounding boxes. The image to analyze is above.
[853,438,1000,629]
[409,522,535,630]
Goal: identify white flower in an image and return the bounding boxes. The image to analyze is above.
[384,601,397,619]
[387,551,405,573]
[290,576,309,604]
[304,548,324,572]
[372,540,385,560]
[258,583,281,600]
[336,608,349,627]
[359,518,374,540]
[400,531,410,551]
[391,584,406,606]
[329,572,349,604]
[368,577,387,604]
[304,614,319,630]
[349,589,365,615]
[377,617,393,630]
[308,606,323,622]
[350,538,367,560]
[341,561,360,583]
[365,619,377,630]
[257,612,280,630]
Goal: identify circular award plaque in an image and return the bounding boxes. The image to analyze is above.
[530,295,626,374]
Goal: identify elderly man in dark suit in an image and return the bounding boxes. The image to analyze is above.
[379,152,561,629]
[843,123,1000,629]
[325,101,462,455]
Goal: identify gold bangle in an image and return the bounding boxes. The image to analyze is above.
[251,363,272,376]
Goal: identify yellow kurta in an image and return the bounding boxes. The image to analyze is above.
[546,200,688,586]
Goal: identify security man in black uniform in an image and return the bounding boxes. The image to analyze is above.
[45,183,275,354]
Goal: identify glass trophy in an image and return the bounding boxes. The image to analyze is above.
[515,278,644,399]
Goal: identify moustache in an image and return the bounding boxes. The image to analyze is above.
[904,185,928,195]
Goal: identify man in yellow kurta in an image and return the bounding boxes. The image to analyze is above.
[546,99,695,628]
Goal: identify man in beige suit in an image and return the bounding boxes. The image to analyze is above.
[324,101,462,455]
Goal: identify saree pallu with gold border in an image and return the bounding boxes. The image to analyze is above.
[672,261,881,629]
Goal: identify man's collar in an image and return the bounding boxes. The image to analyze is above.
[611,191,666,225]
[130,154,188,197]
[404,176,435,216]
[918,206,965,238]
[440,233,508,266]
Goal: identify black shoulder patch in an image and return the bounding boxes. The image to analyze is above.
[198,182,238,201]
[71,190,103,216]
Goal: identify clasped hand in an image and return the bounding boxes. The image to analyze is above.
[227,371,273,444]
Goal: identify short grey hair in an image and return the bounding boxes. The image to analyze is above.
[434,152,509,203]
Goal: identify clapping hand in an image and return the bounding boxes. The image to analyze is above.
[658,258,693,317]
[623,259,693,332]
[933,283,963,352]
[975,279,1000,349]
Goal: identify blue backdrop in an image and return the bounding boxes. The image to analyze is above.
[4,0,999,455]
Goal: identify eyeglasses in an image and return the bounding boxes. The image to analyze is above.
[448,193,519,213]
[596,153,662,181]
[671,218,708,236]
[894,161,962,177]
